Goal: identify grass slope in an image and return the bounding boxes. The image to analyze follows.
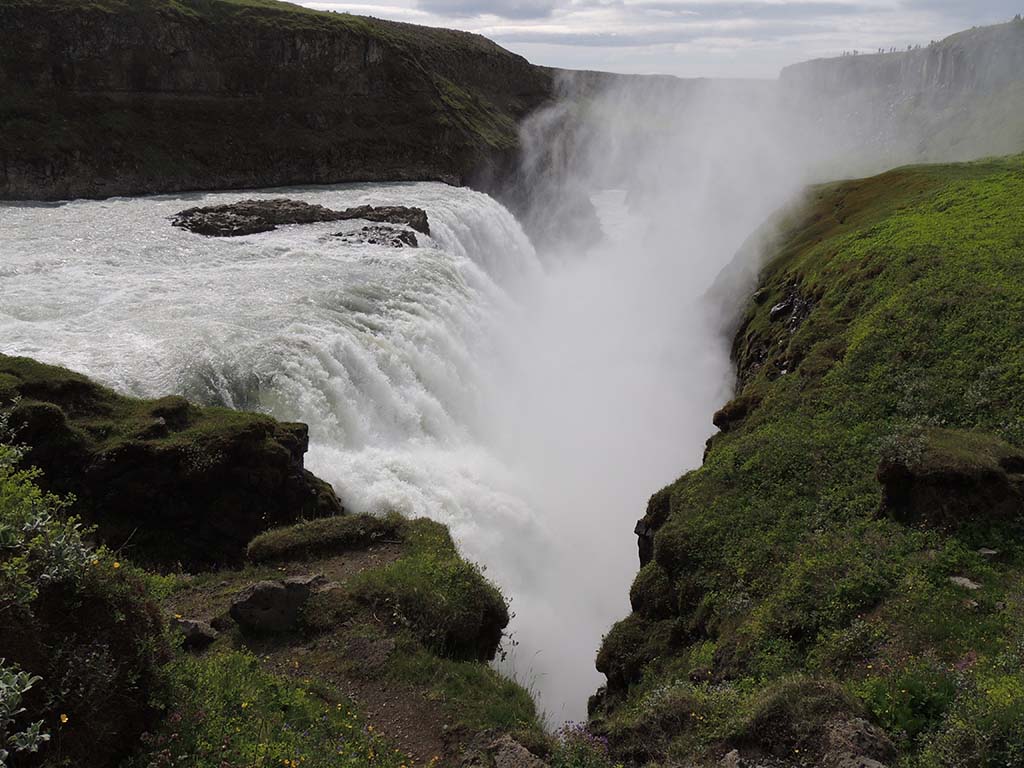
[597,155,1024,766]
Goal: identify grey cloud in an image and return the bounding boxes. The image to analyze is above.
[417,0,557,19]
[632,1,876,20]
[491,20,832,46]
[900,0,1022,22]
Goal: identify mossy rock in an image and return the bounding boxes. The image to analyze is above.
[729,679,894,765]
[879,426,1024,531]
[248,512,402,563]
[0,354,342,566]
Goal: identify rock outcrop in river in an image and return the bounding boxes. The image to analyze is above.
[172,198,430,237]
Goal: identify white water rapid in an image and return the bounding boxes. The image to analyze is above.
[1,71,960,721]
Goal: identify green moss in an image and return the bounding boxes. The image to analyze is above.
[0,354,278,454]
[248,513,404,563]
[346,519,509,661]
[599,155,1024,765]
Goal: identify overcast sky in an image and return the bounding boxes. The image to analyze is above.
[302,0,1020,77]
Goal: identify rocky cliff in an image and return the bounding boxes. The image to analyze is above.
[780,20,1024,165]
[0,353,342,566]
[782,20,1024,96]
[0,0,553,200]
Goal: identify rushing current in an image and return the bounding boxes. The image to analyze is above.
[0,170,740,722]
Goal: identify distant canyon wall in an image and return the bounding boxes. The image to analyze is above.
[0,0,553,200]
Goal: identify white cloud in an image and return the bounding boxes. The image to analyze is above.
[300,0,1022,77]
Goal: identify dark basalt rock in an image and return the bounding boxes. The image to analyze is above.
[0,354,343,567]
[713,394,761,433]
[333,224,419,248]
[634,486,673,566]
[878,427,1024,530]
[230,575,325,634]
[172,618,219,651]
[172,199,430,238]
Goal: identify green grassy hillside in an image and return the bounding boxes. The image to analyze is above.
[595,156,1024,767]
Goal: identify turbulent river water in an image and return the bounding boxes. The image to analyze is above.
[0,180,731,722]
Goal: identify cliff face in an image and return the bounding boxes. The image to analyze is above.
[0,0,553,200]
[779,20,1024,165]
[781,21,1024,96]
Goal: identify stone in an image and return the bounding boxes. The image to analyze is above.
[824,717,896,767]
[769,300,792,321]
[172,618,218,650]
[172,199,430,238]
[489,736,547,768]
[720,749,741,767]
[634,519,655,567]
[230,578,317,633]
[949,576,982,590]
[333,224,419,248]
[832,757,888,768]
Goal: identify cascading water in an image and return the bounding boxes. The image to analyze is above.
[1,71,993,724]
[1,180,621,720]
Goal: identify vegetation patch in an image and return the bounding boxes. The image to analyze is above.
[345,519,509,662]
[0,414,168,768]
[124,651,413,768]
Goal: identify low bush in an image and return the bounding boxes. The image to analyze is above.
[550,723,623,768]
[0,410,167,767]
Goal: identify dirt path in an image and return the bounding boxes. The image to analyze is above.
[168,543,455,765]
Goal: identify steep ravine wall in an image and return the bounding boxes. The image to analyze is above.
[779,19,1024,166]
[0,0,554,200]
[781,20,1024,97]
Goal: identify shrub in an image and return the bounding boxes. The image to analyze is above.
[854,661,958,746]
[916,668,1024,767]
[550,722,622,768]
[0,659,49,766]
[0,423,167,767]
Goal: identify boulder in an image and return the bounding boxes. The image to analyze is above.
[172,199,430,237]
[823,717,895,768]
[230,578,316,633]
[461,734,547,768]
[172,618,218,651]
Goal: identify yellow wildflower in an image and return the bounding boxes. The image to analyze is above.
[60,714,69,724]
[113,561,121,569]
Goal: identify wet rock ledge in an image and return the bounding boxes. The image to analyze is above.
[172,198,430,239]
